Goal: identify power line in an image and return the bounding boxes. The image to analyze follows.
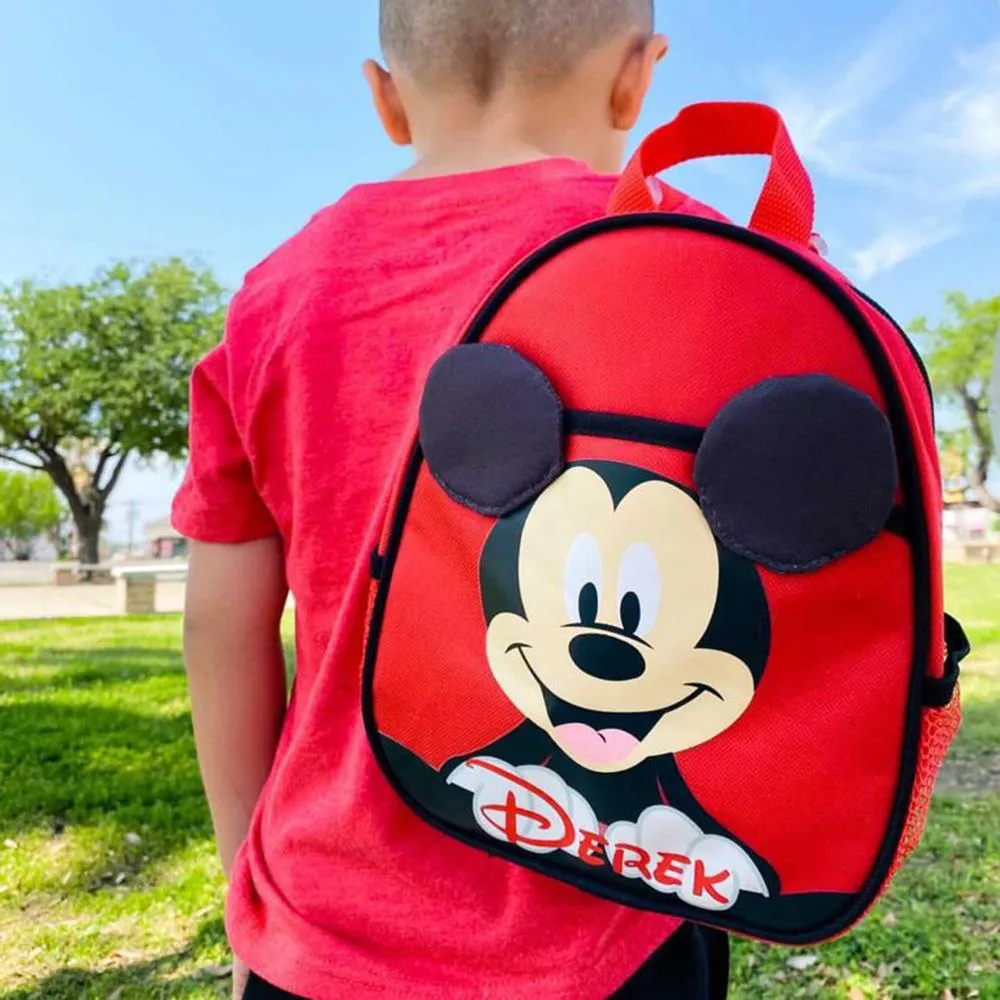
[123,499,141,556]
[0,224,251,266]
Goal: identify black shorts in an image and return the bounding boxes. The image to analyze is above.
[241,922,729,999]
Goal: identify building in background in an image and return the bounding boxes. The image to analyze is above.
[144,517,187,560]
[943,502,993,543]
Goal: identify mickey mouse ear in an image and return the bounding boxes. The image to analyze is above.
[419,344,564,517]
[694,375,898,573]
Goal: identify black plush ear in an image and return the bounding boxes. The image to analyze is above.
[694,375,898,573]
[419,344,564,517]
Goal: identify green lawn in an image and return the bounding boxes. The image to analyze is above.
[0,567,997,999]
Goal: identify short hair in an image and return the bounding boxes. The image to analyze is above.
[380,0,655,101]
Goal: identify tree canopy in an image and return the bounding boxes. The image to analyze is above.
[0,470,63,559]
[911,292,1000,511]
[0,259,225,563]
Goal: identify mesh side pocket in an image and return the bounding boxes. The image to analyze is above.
[888,690,962,881]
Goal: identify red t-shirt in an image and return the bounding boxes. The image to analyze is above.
[173,160,710,999]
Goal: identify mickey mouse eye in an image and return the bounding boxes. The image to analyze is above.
[565,533,603,627]
[617,544,661,640]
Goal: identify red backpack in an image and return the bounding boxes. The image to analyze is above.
[363,103,968,945]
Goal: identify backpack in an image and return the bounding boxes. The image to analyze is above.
[362,102,969,945]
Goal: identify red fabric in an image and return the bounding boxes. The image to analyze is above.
[172,161,731,1000]
[609,103,815,248]
[373,225,942,912]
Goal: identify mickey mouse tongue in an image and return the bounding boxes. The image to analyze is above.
[553,724,640,767]
[542,686,665,767]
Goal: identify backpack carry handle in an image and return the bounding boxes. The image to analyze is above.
[608,102,816,248]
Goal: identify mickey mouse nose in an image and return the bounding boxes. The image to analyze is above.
[569,633,646,682]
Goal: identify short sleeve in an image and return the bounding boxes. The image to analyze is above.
[171,343,279,544]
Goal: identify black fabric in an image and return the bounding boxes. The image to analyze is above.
[242,973,299,999]
[924,614,970,708]
[242,923,729,999]
[420,344,564,517]
[382,731,796,920]
[612,923,730,999]
[694,375,897,573]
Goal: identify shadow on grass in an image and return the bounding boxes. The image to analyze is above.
[0,916,229,1000]
[0,699,210,872]
[954,695,1000,748]
[0,648,184,695]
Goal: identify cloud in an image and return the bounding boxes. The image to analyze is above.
[933,40,1000,195]
[762,1,941,183]
[761,6,1000,278]
[851,225,961,281]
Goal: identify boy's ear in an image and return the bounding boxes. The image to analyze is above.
[610,34,668,132]
[363,59,412,147]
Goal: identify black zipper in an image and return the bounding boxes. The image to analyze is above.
[852,286,935,422]
[361,212,931,946]
[566,410,705,451]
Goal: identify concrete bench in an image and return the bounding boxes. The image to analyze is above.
[53,564,115,586]
[960,541,1000,565]
[944,541,1000,565]
[81,564,115,584]
[112,564,189,615]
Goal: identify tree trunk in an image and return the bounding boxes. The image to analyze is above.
[970,479,1000,513]
[959,390,999,512]
[74,513,103,572]
[29,449,120,577]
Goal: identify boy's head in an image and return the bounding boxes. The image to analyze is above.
[365,0,666,173]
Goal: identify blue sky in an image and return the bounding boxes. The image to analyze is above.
[1,0,998,540]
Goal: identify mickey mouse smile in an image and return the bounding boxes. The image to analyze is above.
[508,641,723,767]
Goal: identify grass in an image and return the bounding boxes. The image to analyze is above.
[0,619,230,999]
[0,568,997,999]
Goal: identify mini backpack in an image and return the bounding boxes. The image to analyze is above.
[362,102,968,945]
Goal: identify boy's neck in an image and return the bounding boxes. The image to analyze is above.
[399,88,624,180]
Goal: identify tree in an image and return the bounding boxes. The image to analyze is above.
[0,470,63,559]
[0,260,225,565]
[911,293,1000,511]
[992,324,1000,455]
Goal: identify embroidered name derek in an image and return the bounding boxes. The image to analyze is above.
[448,757,769,912]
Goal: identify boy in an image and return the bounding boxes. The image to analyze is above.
[173,2,729,997]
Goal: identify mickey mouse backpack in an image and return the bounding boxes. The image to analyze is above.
[362,102,969,944]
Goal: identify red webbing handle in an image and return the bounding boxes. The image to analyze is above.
[609,102,815,248]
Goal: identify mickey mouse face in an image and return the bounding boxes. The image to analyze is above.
[478,461,770,772]
[419,345,898,773]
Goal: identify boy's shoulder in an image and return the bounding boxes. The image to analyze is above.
[242,163,616,282]
[222,196,370,363]
[223,164,728,369]
[233,199,362,313]
[225,162,618,355]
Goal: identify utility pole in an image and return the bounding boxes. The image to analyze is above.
[125,500,140,557]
